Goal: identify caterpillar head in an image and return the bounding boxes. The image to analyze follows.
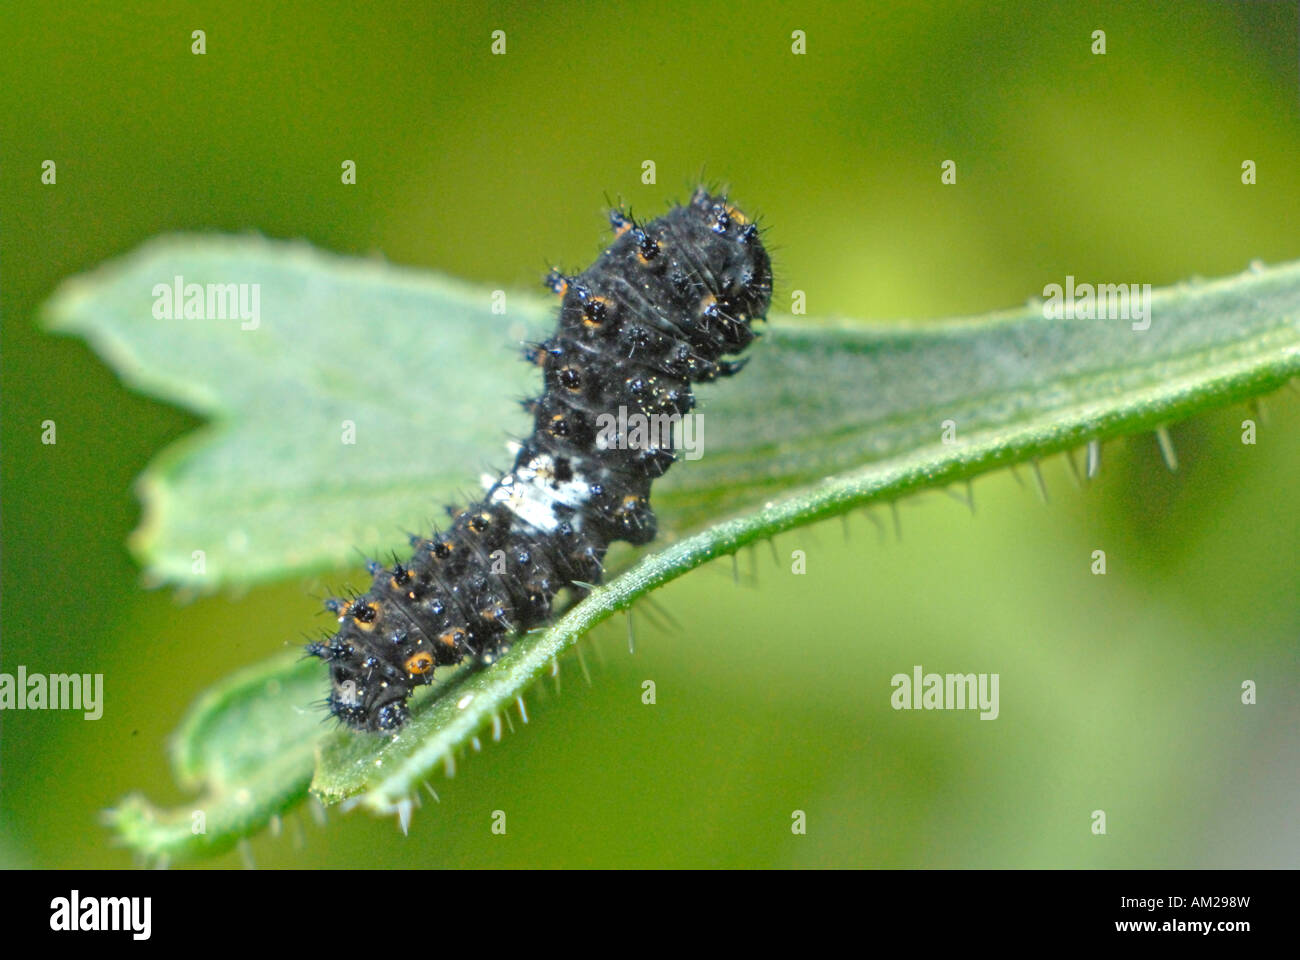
[682,187,774,331]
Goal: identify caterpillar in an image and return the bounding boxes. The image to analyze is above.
[306,187,773,731]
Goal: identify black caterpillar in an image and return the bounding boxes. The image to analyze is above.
[306,188,773,731]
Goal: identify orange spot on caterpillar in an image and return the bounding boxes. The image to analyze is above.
[351,601,379,630]
[404,651,434,675]
[582,297,610,328]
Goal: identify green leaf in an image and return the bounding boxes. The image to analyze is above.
[56,237,1300,858]
[44,236,543,588]
[105,652,323,863]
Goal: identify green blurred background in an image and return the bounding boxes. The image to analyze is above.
[2,0,1298,868]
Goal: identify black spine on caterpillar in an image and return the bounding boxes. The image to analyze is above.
[306,188,772,731]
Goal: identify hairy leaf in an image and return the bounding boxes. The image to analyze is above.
[54,239,1300,858]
